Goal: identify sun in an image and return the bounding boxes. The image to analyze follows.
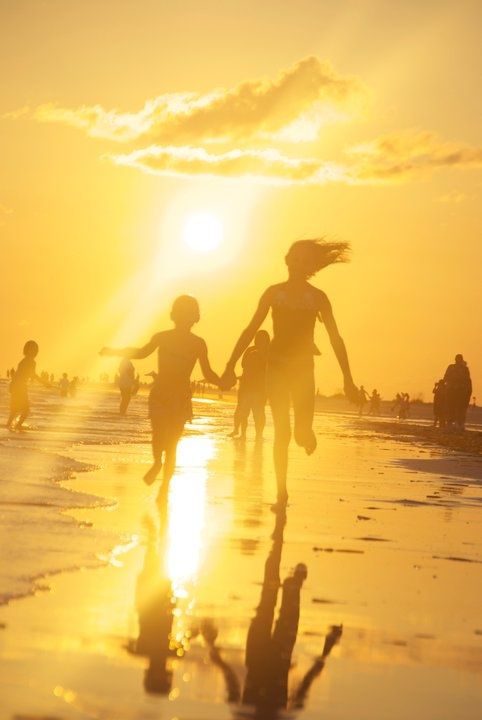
[183,212,223,253]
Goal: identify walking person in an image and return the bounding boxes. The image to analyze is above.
[229,330,270,440]
[444,354,472,431]
[117,358,136,416]
[6,341,46,431]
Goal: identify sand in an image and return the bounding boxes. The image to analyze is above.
[0,386,481,719]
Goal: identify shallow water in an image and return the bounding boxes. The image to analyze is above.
[0,382,481,719]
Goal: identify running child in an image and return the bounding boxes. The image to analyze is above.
[221,239,359,505]
[101,295,220,488]
[7,340,45,431]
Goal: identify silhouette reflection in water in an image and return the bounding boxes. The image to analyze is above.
[202,507,342,718]
[128,498,186,695]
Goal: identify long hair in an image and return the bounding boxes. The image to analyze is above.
[285,238,350,278]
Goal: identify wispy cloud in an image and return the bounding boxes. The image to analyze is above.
[9,58,482,186]
[109,145,347,184]
[31,57,363,145]
[347,130,482,183]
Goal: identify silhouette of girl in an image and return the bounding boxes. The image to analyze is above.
[222,239,358,504]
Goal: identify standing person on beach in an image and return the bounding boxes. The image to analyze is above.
[117,358,136,416]
[368,388,381,416]
[101,295,220,489]
[6,340,45,431]
[357,385,370,416]
[444,354,472,431]
[432,379,447,429]
[221,239,359,505]
[229,330,270,441]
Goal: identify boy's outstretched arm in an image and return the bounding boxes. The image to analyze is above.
[100,335,159,360]
[319,294,359,403]
[198,340,221,386]
[221,288,272,389]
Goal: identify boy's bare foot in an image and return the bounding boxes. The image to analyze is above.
[144,460,162,486]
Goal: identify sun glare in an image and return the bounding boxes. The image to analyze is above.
[183,212,223,253]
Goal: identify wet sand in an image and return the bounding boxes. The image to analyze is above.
[1,397,481,719]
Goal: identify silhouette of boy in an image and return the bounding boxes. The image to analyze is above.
[101,295,220,488]
[7,340,43,431]
[221,239,358,504]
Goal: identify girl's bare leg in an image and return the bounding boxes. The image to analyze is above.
[269,393,291,504]
[292,365,316,455]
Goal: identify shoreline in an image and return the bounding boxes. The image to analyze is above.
[1,403,481,719]
[359,417,482,456]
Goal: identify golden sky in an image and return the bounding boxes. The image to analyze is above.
[1,0,481,397]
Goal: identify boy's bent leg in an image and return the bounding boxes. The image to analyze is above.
[144,415,165,485]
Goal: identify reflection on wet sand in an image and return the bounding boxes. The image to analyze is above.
[127,435,213,695]
[127,501,177,694]
[201,506,342,718]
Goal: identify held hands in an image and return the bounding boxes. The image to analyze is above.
[99,347,113,357]
[220,366,237,391]
[344,380,360,405]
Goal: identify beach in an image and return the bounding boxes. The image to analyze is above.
[1,382,481,719]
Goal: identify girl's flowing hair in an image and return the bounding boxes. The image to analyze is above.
[285,238,350,278]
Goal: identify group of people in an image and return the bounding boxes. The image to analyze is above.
[356,386,381,416]
[5,238,475,503]
[433,354,473,432]
[100,239,359,503]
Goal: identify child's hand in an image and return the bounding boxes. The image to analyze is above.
[220,368,237,391]
[99,347,111,357]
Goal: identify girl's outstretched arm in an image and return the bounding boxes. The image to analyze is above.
[100,334,160,360]
[319,294,359,403]
[221,288,272,388]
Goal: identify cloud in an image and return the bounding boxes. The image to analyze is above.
[108,130,482,186]
[347,130,482,183]
[11,58,482,186]
[109,145,347,184]
[30,56,363,144]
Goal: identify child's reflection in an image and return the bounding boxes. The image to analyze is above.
[128,498,177,694]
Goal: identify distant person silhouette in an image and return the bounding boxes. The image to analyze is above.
[221,239,358,505]
[101,295,220,489]
[68,376,78,398]
[432,379,447,429]
[59,373,69,397]
[392,392,409,420]
[201,507,342,717]
[229,330,270,440]
[444,354,472,431]
[368,388,381,415]
[6,341,45,431]
[117,358,136,416]
[357,385,370,416]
